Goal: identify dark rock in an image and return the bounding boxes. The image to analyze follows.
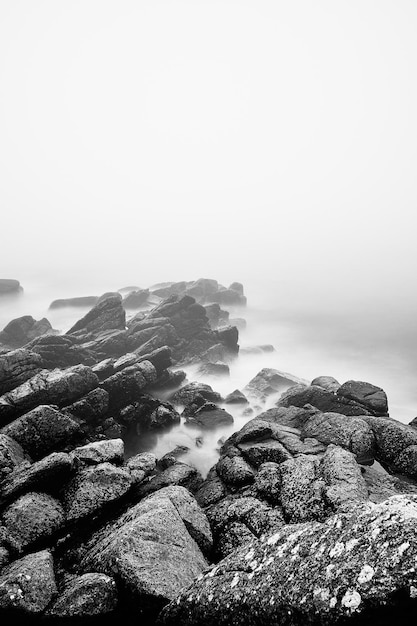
[100,361,157,411]
[0,349,43,395]
[362,464,417,503]
[63,387,109,423]
[138,346,172,374]
[0,452,73,501]
[311,375,341,392]
[0,549,56,614]
[125,452,156,485]
[195,468,227,508]
[0,316,56,349]
[185,407,234,430]
[113,352,140,371]
[78,328,128,359]
[0,279,22,295]
[224,389,249,405]
[337,380,389,415]
[170,382,222,405]
[136,462,203,498]
[119,395,180,430]
[0,364,99,419]
[321,445,368,510]
[216,455,255,487]
[158,446,190,470]
[215,326,239,353]
[101,417,125,439]
[67,294,126,335]
[152,368,187,391]
[244,368,304,402]
[123,289,150,309]
[277,384,375,416]
[75,486,209,618]
[1,405,81,459]
[160,495,417,626]
[2,491,65,551]
[255,462,281,504]
[365,416,417,476]
[238,439,292,468]
[0,434,27,482]
[46,572,118,618]
[25,334,89,368]
[70,439,124,466]
[49,296,98,309]
[63,462,132,522]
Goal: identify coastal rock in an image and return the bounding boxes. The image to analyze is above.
[0,279,22,295]
[224,389,248,405]
[46,572,118,618]
[1,405,81,459]
[0,452,73,501]
[365,415,417,476]
[159,495,417,626]
[311,375,341,392]
[67,294,126,336]
[2,491,65,551]
[0,549,57,614]
[277,384,375,416]
[170,382,222,405]
[185,407,234,430]
[0,316,56,349]
[70,439,124,466]
[216,455,255,487]
[75,486,209,618]
[204,304,229,328]
[0,349,43,395]
[49,296,98,309]
[63,387,109,423]
[209,289,247,306]
[244,368,304,402]
[100,361,157,411]
[215,326,239,353]
[123,289,150,309]
[0,434,27,482]
[198,362,230,378]
[136,462,203,498]
[337,380,388,415]
[119,396,180,430]
[25,335,89,368]
[125,452,156,485]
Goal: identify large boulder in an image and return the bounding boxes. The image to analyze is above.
[67,294,126,336]
[74,486,210,619]
[0,349,43,395]
[135,462,203,498]
[160,495,417,626]
[1,405,81,459]
[244,369,305,402]
[170,382,222,405]
[0,549,57,615]
[100,361,157,411]
[46,572,118,618]
[0,364,99,420]
[24,335,89,369]
[0,316,56,349]
[365,416,417,477]
[337,380,389,416]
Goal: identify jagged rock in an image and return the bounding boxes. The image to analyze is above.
[0,435,27,482]
[92,358,115,380]
[0,279,22,295]
[67,294,126,336]
[365,416,417,477]
[337,380,388,415]
[125,452,156,485]
[123,289,150,309]
[185,406,234,430]
[244,368,304,402]
[0,452,73,501]
[198,362,230,377]
[216,455,255,487]
[25,335,89,368]
[159,495,417,626]
[152,368,187,391]
[137,346,172,374]
[215,326,239,353]
[311,375,341,392]
[70,439,124,466]
[119,396,180,430]
[0,316,56,349]
[46,572,118,618]
[362,464,417,503]
[136,462,203,498]
[1,405,81,459]
[0,364,99,420]
[49,296,98,309]
[100,361,157,411]
[302,412,376,463]
[63,387,109,423]
[63,462,132,523]
[224,389,248,404]
[170,382,222,405]
[321,445,369,509]
[0,349,43,395]
[2,492,65,551]
[0,549,56,614]
[204,304,229,328]
[158,446,189,470]
[277,384,375,416]
[77,328,128,359]
[74,486,209,619]
[195,468,227,508]
[113,352,140,371]
[279,455,326,523]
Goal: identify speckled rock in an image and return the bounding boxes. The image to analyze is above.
[321,445,368,510]
[70,439,124,466]
[1,405,81,460]
[194,468,227,508]
[124,452,156,485]
[254,462,281,504]
[0,549,57,614]
[63,387,109,423]
[46,572,118,617]
[135,462,203,498]
[279,455,326,523]
[2,492,65,551]
[0,434,27,481]
[170,382,222,405]
[0,349,43,396]
[63,462,132,522]
[337,380,388,415]
[238,439,292,468]
[66,294,126,335]
[277,384,374,416]
[159,495,417,626]
[365,416,417,477]
[216,455,255,487]
[311,376,341,393]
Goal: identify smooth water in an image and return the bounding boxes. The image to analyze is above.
[1,274,416,476]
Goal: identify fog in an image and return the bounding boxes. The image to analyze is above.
[1,1,417,430]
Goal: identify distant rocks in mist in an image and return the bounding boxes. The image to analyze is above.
[0,279,22,295]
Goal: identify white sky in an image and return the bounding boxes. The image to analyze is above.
[1,0,417,302]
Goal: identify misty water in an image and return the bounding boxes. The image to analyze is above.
[1,273,416,477]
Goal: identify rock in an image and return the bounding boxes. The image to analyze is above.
[224,389,248,404]
[238,439,292,468]
[365,416,417,476]
[159,495,417,626]
[255,462,281,504]
[279,455,326,523]
[113,352,140,371]
[0,316,56,349]
[100,361,157,411]
[0,435,27,482]
[0,452,73,501]
[63,387,109,423]
[1,405,81,459]
[185,278,220,302]
[209,289,247,306]
[198,362,230,377]
[70,439,124,466]
[337,380,388,415]
[138,346,172,374]
[185,407,234,430]
[136,462,203,498]
[302,411,376,463]
[123,289,150,308]
[2,492,65,551]
[0,349,43,395]
[216,455,255,487]
[92,358,116,380]
[158,446,190,470]
[195,468,227,508]
[119,395,180,431]
[63,462,132,522]
[321,445,368,509]
[170,382,222,405]
[215,326,239,353]
[125,452,156,485]
[0,279,22,295]
[311,375,341,392]
[49,296,99,309]
[362,464,417,503]
[244,368,304,402]
[277,384,375,416]
[67,294,126,335]
[46,572,118,618]
[0,549,56,614]
[75,486,209,619]
[204,304,229,328]
[239,344,275,355]
[0,364,99,420]
[77,328,128,359]
[25,334,89,369]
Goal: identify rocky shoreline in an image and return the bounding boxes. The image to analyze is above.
[0,278,417,624]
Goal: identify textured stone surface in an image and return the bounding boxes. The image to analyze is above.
[46,572,118,617]
[0,434,27,482]
[0,349,43,396]
[70,439,124,466]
